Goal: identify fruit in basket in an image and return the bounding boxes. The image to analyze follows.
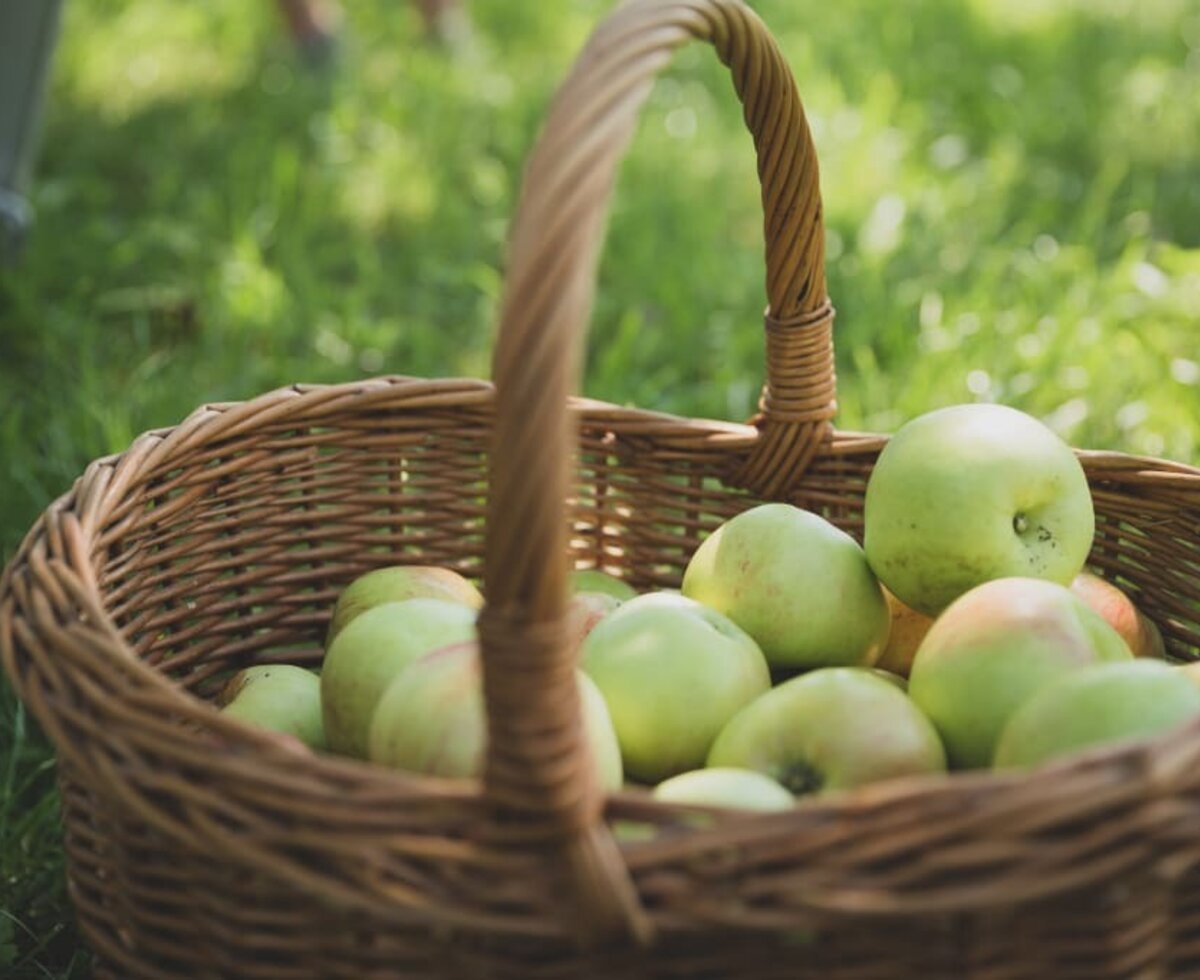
[566,591,624,653]
[994,659,1200,769]
[680,503,890,670]
[863,403,1095,617]
[321,598,477,758]
[907,577,1133,769]
[874,587,936,678]
[576,669,625,791]
[326,565,482,645]
[1070,571,1166,660]
[707,668,946,795]
[652,768,794,812]
[870,668,909,691]
[368,641,623,789]
[580,592,771,783]
[218,664,326,749]
[1176,662,1200,687]
[571,568,638,601]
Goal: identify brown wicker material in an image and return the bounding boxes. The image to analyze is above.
[4,0,1200,976]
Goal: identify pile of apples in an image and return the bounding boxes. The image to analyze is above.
[219,403,1200,814]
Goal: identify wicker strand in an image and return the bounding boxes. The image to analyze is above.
[731,303,837,495]
[475,609,596,829]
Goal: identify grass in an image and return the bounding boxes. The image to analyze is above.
[1,0,1198,973]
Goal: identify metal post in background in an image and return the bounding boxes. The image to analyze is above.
[1,0,65,263]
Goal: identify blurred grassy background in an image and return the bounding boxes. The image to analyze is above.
[1,0,1198,973]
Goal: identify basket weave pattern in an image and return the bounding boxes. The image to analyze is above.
[5,1,1200,976]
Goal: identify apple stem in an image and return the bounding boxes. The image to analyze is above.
[1013,513,1029,535]
[780,761,825,796]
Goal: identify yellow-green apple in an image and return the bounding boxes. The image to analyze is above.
[681,503,890,670]
[653,768,794,811]
[326,565,482,645]
[571,568,638,601]
[874,588,935,678]
[218,664,326,750]
[321,598,476,758]
[994,659,1200,769]
[864,403,1095,617]
[908,577,1133,769]
[1070,571,1166,659]
[580,592,770,783]
[367,641,623,790]
[707,668,946,795]
[1177,662,1200,688]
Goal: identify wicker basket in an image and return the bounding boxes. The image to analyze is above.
[5,1,1200,976]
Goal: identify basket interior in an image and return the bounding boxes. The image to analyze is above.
[91,393,775,697]
[87,386,1200,705]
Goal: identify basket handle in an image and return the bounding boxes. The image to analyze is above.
[478,0,830,947]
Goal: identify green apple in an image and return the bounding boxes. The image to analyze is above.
[367,641,623,790]
[681,503,890,670]
[581,592,771,783]
[321,598,477,758]
[707,668,946,795]
[571,569,638,601]
[994,659,1200,769]
[218,664,325,750]
[863,403,1095,617]
[907,577,1133,769]
[653,768,793,812]
[326,565,482,645]
[1070,571,1166,660]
